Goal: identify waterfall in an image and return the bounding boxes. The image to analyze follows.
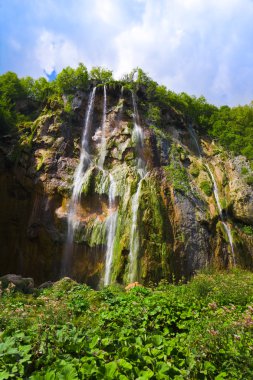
[61,87,96,276]
[128,93,147,282]
[188,125,235,265]
[104,174,117,285]
[188,124,202,157]
[206,164,235,265]
[101,88,128,285]
[205,165,223,216]
[98,85,107,169]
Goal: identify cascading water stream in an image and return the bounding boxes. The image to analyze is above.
[97,86,124,285]
[205,164,223,216]
[188,125,235,265]
[104,174,117,285]
[98,85,107,169]
[61,87,96,276]
[188,124,202,157]
[128,93,147,282]
[205,164,235,265]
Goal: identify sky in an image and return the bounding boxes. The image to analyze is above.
[0,0,253,106]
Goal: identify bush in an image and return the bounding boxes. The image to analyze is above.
[246,175,253,186]
[200,180,213,196]
[1,270,253,379]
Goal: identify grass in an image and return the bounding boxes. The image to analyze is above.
[0,269,253,379]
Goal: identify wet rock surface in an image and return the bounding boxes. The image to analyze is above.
[0,87,252,286]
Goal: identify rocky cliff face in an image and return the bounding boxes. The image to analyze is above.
[0,85,252,287]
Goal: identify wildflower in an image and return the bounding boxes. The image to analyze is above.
[247,305,253,313]
[208,329,219,336]
[208,302,217,310]
[243,316,253,327]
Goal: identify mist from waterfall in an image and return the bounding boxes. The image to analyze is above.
[61,87,96,276]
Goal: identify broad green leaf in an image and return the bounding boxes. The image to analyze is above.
[105,361,118,379]
[117,358,132,370]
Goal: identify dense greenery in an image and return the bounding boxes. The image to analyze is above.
[0,64,253,161]
[0,270,253,379]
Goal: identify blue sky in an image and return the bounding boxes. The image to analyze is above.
[1,0,253,106]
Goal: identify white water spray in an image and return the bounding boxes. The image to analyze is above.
[128,93,147,282]
[98,85,107,169]
[61,87,96,276]
[104,174,117,285]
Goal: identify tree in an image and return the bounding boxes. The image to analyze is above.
[89,66,113,83]
[56,63,88,93]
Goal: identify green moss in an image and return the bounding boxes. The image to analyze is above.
[164,162,190,193]
[246,175,253,186]
[222,173,229,187]
[241,225,253,236]
[75,218,107,247]
[82,167,96,196]
[200,180,213,197]
[190,165,200,178]
[241,166,249,175]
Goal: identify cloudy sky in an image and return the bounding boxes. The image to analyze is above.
[1,0,253,106]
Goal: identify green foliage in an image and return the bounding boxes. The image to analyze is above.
[1,65,252,162]
[165,145,190,193]
[0,270,253,379]
[0,71,26,134]
[56,63,88,94]
[241,167,249,175]
[246,175,253,186]
[89,66,113,84]
[210,104,253,160]
[189,165,200,178]
[147,105,161,125]
[241,225,253,236]
[200,180,213,196]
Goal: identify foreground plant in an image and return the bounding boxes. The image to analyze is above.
[0,269,253,379]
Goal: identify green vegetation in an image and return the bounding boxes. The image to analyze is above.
[0,270,253,379]
[241,225,253,236]
[246,175,253,186]
[1,64,253,162]
[165,161,189,194]
[189,165,200,178]
[164,145,190,193]
[200,180,213,197]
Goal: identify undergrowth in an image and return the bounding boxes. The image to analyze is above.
[0,269,253,379]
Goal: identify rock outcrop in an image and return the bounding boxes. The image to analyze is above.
[0,85,252,287]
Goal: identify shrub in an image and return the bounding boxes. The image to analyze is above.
[200,180,213,196]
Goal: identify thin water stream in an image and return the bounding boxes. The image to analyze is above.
[61,88,96,276]
[104,174,117,285]
[128,93,147,282]
[98,85,107,169]
[188,126,235,265]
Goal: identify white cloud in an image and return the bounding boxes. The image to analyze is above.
[93,0,123,24]
[35,30,86,74]
[112,0,253,105]
[4,0,253,105]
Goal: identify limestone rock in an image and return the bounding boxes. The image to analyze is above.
[0,274,34,293]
